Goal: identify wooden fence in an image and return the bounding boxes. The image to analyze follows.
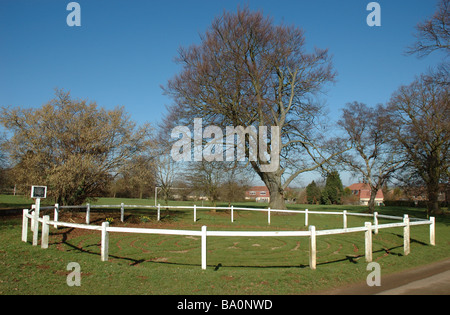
[21,204,436,270]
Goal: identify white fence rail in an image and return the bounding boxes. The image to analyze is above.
[21,205,436,270]
[44,202,410,227]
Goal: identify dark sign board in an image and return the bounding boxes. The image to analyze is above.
[31,186,47,199]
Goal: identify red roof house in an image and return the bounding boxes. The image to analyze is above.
[348,183,384,206]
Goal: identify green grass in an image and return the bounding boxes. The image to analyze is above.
[0,195,449,294]
[0,194,36,209]
[0,194,56,210]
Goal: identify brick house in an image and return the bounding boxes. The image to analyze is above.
[245,186,270,203]
[348,183,384,206]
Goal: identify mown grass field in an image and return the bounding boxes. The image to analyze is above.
[0,195,449,295]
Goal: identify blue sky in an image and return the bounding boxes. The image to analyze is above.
[0,0,445,185]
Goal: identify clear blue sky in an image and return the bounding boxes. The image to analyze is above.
[0,0,445,185]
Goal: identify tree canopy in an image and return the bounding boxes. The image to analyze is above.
[163,7,339,209]
[321,171,344,205]
[0,89,153,205]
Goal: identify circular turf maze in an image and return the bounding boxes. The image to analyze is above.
[33,206,435,269]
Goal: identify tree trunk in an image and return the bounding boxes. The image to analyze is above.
[368,188,378,214]
[268,186,286,210]
[258,170,287,210]
[425,155,442,216]
[427,183,441,216]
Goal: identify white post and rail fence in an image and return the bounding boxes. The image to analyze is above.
[20,204,436,270]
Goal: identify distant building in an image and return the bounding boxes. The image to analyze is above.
[245,186,270,203]
[391,184,449,206]
[347,183,384,206]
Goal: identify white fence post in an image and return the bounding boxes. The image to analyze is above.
[17,204,437,269]
[22,209,29,242]
[101,222,109,262]
[120,203,124,222]
[201,225,207,270]
[404,215,410,256]
[41,215,50,249]
[194,205,197,222]
[32,199,40,246]
[30,205,36,232]
[157,204,161,221]
[309,225,316,270]
[430,217,435,246]
[365,222,372,262]
[86,203,90,224]
[374,212,379,234]
[268,208,271,225]
[53,203,59,228]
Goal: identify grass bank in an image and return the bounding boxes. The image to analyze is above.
[0,196,448,294]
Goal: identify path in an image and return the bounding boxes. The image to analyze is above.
[318,258,450,295]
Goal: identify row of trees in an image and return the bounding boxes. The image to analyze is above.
[0,2,448,215]
[0,96,250,205]
[305,172,344,206]
[154,159,251,206]
[162,3,449,215]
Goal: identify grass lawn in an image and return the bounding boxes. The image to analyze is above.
[0,195,449,294]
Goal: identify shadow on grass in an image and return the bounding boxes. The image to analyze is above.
[48,226,430,271]
[210,244,407,271]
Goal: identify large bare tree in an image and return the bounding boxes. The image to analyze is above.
[338,102,406,213]
[0,89,153,205]
[407,0,449,87]
[163,8,340,209]
[407,0,449,58]
[387,75,449,215]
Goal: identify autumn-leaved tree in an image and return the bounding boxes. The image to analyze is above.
[163,7,340,209]
[0,89,153,205]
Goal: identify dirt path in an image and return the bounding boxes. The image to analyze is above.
[317,258,450,295]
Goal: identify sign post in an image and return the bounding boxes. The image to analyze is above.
[31,186,47,246]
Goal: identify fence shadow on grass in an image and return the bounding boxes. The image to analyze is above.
[209,244,406,271]
[50,228,156,266]
[392,233,429,246]
[48,223,431,271]
[49,226,203,268]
